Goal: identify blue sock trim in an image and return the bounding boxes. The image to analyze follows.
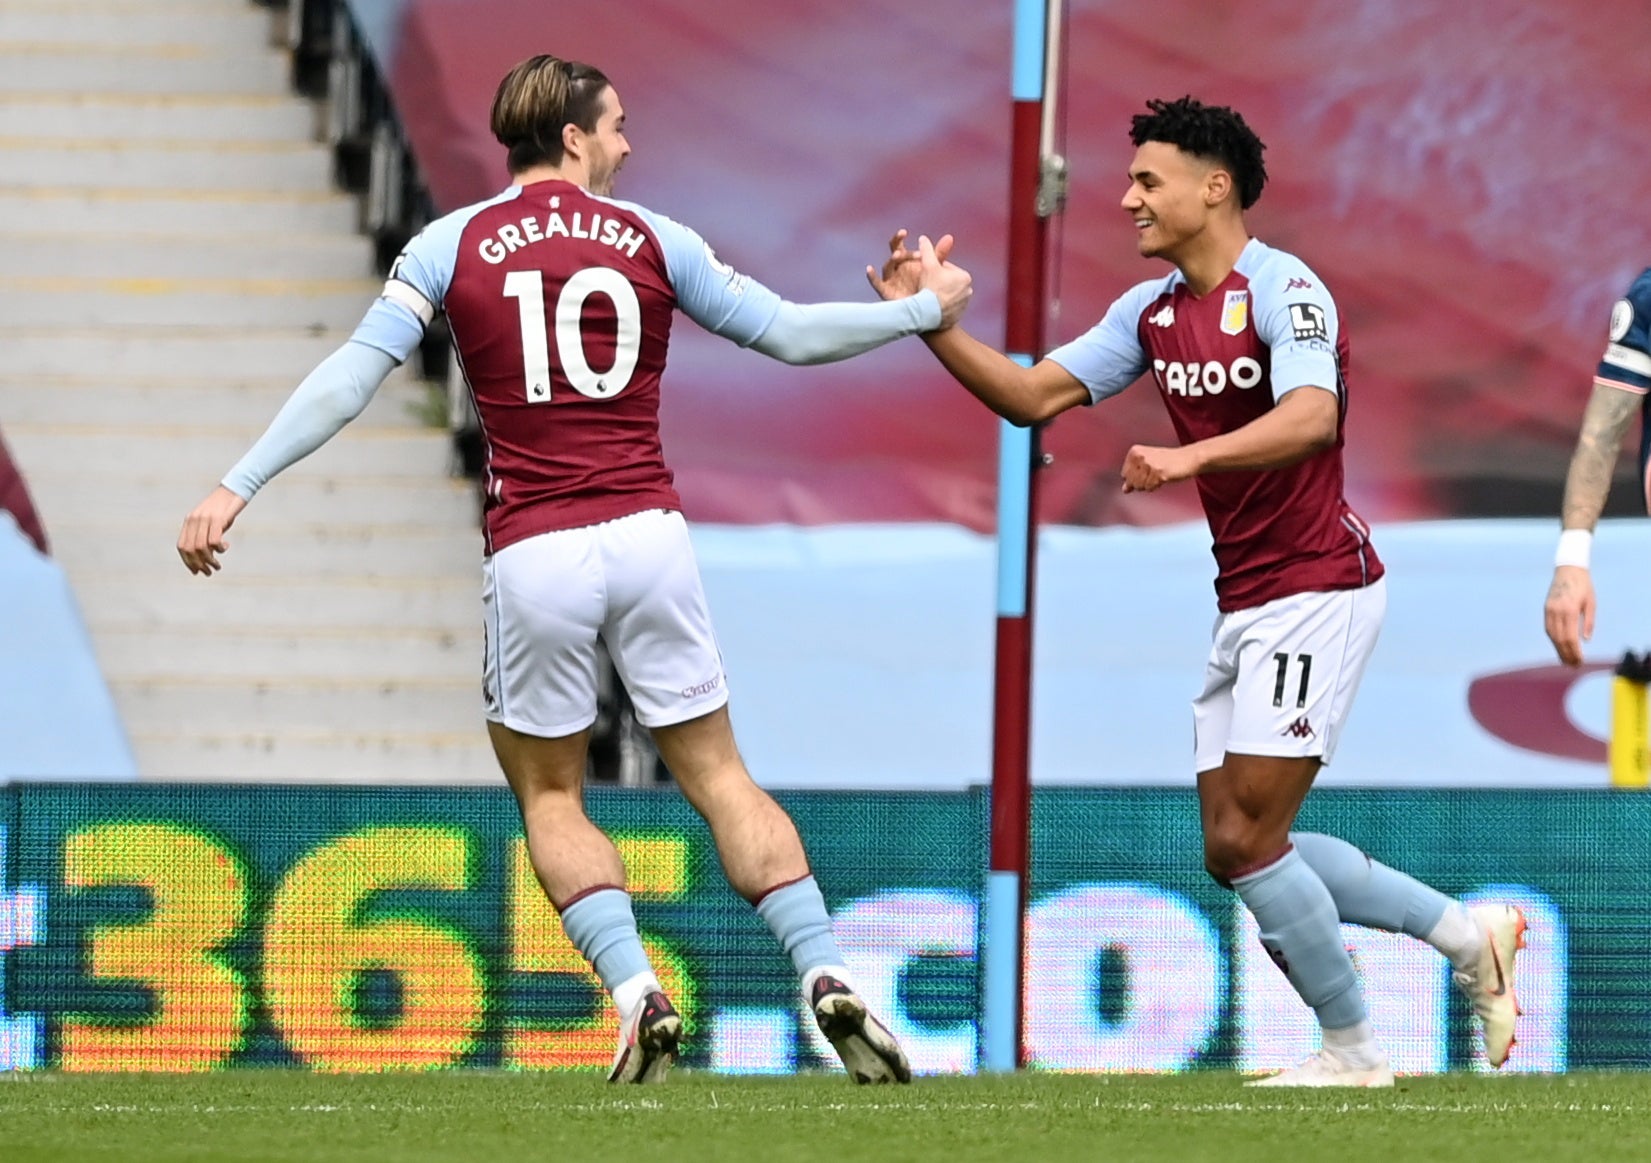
[1233,847,1367,1031]
[1291,831,1452,938]
[559,887,653,994]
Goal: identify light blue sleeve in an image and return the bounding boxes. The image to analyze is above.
[1044,282,1157,403]
[220,339,400,500]
[628,205,783,345]
[1253,255,1341,402]
[627,204,942,364]
[744,295,942,365]
[354,196,509,361]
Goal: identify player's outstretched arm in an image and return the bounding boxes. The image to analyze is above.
[868,231,1087,426]
[1544,380,1640,664]
[176,339,398,576]
[921,327,1089,427]
[738,231,972,365]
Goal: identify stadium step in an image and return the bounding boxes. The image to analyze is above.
[47,521,485,580]
[94,625,483,684]
[0,1,278,49]
[1,328,364,378]
[0,371,434,428]
[4,141,335,192]
[126,730,501,784]
[0,233,375,280]
[0,0,488,783]
[5,424,456,480]
[0,45,290,95]
[110,677,484,736]
[0,280,380,328]
[74,574,481,632]
[13,472,481,530]
[0,187,359,233]
[0,93,318,142]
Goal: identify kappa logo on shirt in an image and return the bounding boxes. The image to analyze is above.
[1285,277,1314,291]
[1147,304,1176,328]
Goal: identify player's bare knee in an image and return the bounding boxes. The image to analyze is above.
[1202,826,1284,886]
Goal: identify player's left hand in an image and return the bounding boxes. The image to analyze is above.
[177,485,247,576]
[1543,564,1595,667]
[1121,444,1199,492]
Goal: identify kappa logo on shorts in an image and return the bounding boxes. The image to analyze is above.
[1283,715,1315,739]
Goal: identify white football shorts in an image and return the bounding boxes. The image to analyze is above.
[1192,577,1386,772]
[481,508,728,737]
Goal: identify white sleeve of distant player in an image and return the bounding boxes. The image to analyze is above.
[632,206,783,344]
[1044,283,1155,403]
[1255,263,1341,402]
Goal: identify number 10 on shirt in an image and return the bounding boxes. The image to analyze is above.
[502,267,642,402]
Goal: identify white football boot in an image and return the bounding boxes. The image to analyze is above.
[1454,903,1527,1068]
[1247,1048,1395,1088]
[608,989,681,1084]
[808,972,912,1084]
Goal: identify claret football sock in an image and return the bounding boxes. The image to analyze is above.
[754,875,845,982]
[560,886,658,1004]
[1290,831,1479,967]
[1232,846,1369,1033]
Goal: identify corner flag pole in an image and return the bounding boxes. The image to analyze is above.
[983,0,1065,1072]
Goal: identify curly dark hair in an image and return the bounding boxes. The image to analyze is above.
[1129,96,1268,210]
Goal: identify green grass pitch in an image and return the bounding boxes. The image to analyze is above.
[3,1070,1647,1162]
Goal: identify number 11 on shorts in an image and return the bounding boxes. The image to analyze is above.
[1271,652,1312,709]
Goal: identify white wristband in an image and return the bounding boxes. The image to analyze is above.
[1555,528,1592,570]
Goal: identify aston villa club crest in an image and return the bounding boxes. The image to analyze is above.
[1221,290,1249,336]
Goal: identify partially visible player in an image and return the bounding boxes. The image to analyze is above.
[1544,267,1651,665]
[873,97,1526,1086]
[177,54,972,1085]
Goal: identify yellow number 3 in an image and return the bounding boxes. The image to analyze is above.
[60,823,252,1072]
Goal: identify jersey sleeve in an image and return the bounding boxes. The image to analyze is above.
[1044,281,1157,403]
[354,204,481,363]
[1253,256,1341,402]
[1597,270,1651,394]
[628,206,783,345]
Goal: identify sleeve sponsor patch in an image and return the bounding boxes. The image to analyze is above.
[1609,299,1633,342]
[703,243,749,297]
[1288,302,1328,341]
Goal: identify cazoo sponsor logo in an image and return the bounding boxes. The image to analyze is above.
[1152,357,1264,397]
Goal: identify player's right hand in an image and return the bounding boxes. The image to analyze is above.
[913,233,971,330]
[1543,564,1594,667]
[177,485,247,577]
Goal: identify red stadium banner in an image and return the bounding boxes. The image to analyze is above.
[0,424,48,556]
[357,0,1651,528]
